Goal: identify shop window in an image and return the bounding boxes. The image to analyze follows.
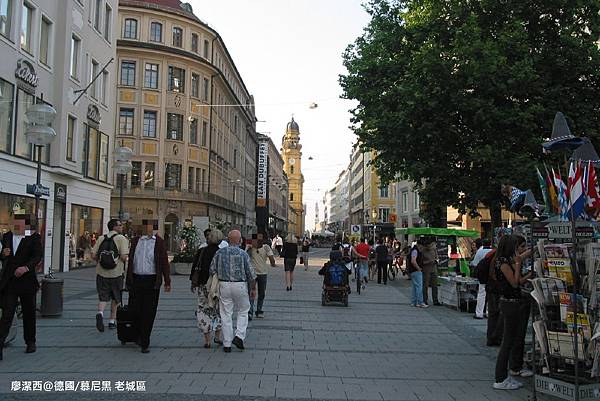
[131,161,141,187]
[70,204,103,267]
[144,162,155,189]
[0,78,14,153]
[165,163,181,190]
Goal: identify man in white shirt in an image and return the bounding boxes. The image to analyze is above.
[471,238,493,319]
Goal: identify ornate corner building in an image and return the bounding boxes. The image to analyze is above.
[113,0,257,251]
[281,117,304,239]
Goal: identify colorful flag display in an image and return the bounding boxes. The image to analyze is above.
[553,168,569,221]
[585,160,600,219]
[568,161,586,220]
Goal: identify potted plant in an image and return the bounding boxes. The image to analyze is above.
[171,223,199,275]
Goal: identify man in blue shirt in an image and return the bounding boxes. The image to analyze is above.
[210,230,256,352]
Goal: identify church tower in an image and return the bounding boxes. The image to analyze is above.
[281,117,305,239]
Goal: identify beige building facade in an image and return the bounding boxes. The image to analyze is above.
[113,0,257,250]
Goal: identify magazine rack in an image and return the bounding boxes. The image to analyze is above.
[529,221,600,401]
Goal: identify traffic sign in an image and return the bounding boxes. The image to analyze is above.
[351,225,361,235]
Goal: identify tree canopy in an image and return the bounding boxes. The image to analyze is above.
[340,0,600,225]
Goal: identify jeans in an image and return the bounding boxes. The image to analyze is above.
[376,261,388,284]
[358,260,368,282]
[475,284,486,318]
[510,296,531,371]
[249,275,268,314]
[422,269,439,304]
[487,291,503,344]
[219,282,250,347]
[410,271,424,305]
[495,299,520,382]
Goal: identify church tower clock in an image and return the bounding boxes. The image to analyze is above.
[281,117,304,239]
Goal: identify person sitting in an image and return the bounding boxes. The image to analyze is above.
[318,259,349,288]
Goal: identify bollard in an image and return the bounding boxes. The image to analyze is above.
[41,277,63,316]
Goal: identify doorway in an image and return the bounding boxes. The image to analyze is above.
[164,213,179,253]
[51,202,66,272]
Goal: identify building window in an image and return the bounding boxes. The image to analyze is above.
[104,4,111,42]
[39,16,52,67]
[93,0,101,31]
[379,185,389,198]
[15,89,35,160]
[144,63,158,88]
[166,113,183,140]
[379,208,390,223]
[413,191,420,211]
[143,110,157,138]
[149,21,161,42]
[195,168,201,192]
[165,163,181,189]
[99,133,108,182]
[191,33,198,52]
[81,125,88,174]
[290,193,294,202]
[101,71,108,104]
[187,166,194,191]
[202,78,209,101]
[201,121,207,146]
[0,78,13,153]
[168,66,185,93]
[20,3,32,54]
[191,73,199,98]
[290,165,294,174]
[233,149,237,168]
[0,0,12,39]
[123,18,137,39]
[172,27,182,47]
[144,162,155,188]
[66,115,75,161]
[119,108,134,136]
[90,59,99,99]
[120,61,135,86]
[189,118,198,144]
[87,126,98,179]
[402,191,408,213]
[131,161,141,187]
[70,34,80,79]
[203,39,209,58]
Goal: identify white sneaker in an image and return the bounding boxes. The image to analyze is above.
[508,376,523,388]
[493,378,520,390]
[510,368,533,378]
[417,303,429,308]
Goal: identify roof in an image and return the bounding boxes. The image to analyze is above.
[286,117,299,132]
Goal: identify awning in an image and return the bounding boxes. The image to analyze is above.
[395,227,479,238]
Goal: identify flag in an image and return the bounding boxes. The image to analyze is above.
[554,168,569,221]
[585,161,600,219]
[568,161,586,220]
[536,166,554,216]
[545,164,559,214]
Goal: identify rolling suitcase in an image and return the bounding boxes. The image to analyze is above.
[117,289,138,345]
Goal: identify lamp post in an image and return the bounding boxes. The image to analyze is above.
[113,146,133,220]
[371,208,378,243]
[25,101,57,229]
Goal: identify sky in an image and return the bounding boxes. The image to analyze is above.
[189,0,372,231]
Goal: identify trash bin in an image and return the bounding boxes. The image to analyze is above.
[41,277,63,316]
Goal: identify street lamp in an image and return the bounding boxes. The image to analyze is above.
[371,208,378,243]
[113,145,133,220]
[25,101,57,227]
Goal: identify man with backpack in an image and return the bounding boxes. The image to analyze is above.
[472,239,493,319]
[91,219,129,332]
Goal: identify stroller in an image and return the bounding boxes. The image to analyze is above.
[319,251,350,307]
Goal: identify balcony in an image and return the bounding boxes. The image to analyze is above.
[111,187,246,214]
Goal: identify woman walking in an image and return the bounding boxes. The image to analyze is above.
[492,235,532,390]
[282,235,298,291]
[190,229,223,348]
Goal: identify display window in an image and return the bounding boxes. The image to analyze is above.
[70,204,103,267]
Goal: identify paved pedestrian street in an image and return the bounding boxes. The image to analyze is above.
[0,248,547,401]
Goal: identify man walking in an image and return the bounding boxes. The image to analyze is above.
[211,230,256,352]
[471,238,493,319]
[420,236,440,306]
[91,219,129,331]
[247,233,275,318]
[126,219,171,353]
[0,214,42,360]
[272,234,283,256]
[375,238,389,285]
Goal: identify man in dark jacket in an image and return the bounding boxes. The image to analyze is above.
[0,214,43,360]
[126,219,171,353]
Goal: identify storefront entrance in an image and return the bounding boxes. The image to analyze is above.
[70,204,103,268]
[164,213,179,253]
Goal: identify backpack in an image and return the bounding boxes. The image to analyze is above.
[408,245,423,273]
[476,249,496,285]
[328,263,345,286]
[98,234,120,270]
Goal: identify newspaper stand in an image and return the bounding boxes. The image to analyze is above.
[529,220,600,401]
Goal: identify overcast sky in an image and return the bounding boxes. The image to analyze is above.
[191,0,371,231]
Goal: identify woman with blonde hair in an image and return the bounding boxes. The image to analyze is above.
[190,229,223,348]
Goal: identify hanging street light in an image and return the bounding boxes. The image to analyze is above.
[113,146,133,220]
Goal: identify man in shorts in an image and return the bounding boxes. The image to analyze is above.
[91,219,129,332]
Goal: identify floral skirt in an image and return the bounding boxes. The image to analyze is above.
[196,284,221,334]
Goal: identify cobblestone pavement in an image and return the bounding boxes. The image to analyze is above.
[0,248,547,401]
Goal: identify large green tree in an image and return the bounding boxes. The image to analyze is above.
[341,0,600,228]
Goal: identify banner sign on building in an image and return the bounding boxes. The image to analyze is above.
[257,141,268,207]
